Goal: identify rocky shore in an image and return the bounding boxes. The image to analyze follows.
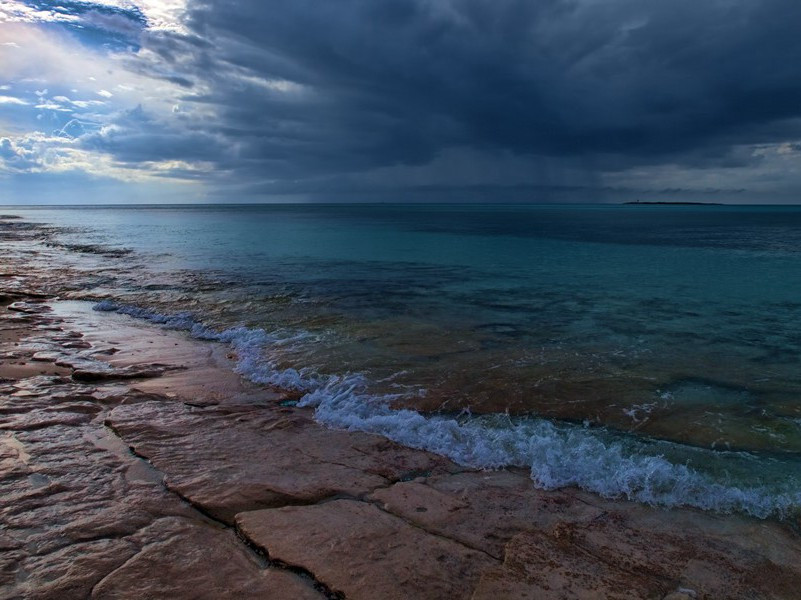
[2,217,801,599]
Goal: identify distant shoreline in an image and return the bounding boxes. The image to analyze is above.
[623,201,723,205]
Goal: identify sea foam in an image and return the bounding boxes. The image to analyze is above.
[93,300,801,519]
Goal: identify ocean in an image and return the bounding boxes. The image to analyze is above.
[9,203,801,518]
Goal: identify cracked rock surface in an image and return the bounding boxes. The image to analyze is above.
[237,500,498,600]
[3,272,801,597]
[107,400,454,524]
[0,298,324,600]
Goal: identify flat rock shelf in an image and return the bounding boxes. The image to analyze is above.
[2,249,801,598]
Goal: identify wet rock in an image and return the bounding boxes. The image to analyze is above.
[470,512,801,600]
[72,363,177,382]
[47,242,133,258]
[92,387,174,406]
[14,538,139,600]
[92,346,120,355]
[0,398,98,431]
[91,517,323,600]
[108,401,453,524]
[52,331,83,341]
[61,340,92,349]
[7,301,53,314]
[370,471,801,598]
[0,382,321,599]
[4,288,801,599]
[370,470,602,559]
[0,421,192,597]
[236,499,497,600]
[55,356,108,372]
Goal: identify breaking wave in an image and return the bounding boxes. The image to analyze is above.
[94,299,801,519]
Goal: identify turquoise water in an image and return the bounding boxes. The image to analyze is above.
[10,203,801,517]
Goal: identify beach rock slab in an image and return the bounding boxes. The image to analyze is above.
[91,517,323,600]
[71,363,178,382]
[8,301,53,314]
[371,471,801,599]
[471,512,801,600]
[13,538,139,600]
[236,499,498,600]
[370,470,604,559]
[108,400,453,523]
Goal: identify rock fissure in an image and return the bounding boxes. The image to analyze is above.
[85,539,146,598]
[232,524,347,600]
[102,421,337,599]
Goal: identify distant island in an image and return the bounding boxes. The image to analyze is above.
[623,201,723,205]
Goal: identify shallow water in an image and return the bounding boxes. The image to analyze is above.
[9,203,801,517]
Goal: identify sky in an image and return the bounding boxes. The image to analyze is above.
[1,0,801,204]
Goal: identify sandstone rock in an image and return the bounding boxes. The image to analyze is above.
[13,538,139,600]
[49,301,253,403]
[470,513,801,600]
[370,470,602,559]
[7,301,52,314]
[108,400,453,523]
[0,376,320,600]
[61,340,92,349]
[236,499,498,600]
[91,517,322,600]
[72,363,177,382]
[371,471,801,599]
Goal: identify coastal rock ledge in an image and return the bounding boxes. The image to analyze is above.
[2,292,801,599]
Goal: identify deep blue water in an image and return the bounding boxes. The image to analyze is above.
[10,203,801,517]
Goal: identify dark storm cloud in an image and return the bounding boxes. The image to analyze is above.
[6,0,801,201]
[79,106,226,164]
[166,0,801,182]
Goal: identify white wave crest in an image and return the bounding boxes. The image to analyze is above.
[92,300,801,519]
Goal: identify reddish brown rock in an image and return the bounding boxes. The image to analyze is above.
[71,363,177,382]
[48,301,256,404]
[108,400,453,523]
[0,306,322,600]
[370,470,603,559]
[90,517,323,600]
[13,539,139,600]
[236,499,498,600]
[471,515,801,600]
[370,471,801,599]
[7,301,53,314]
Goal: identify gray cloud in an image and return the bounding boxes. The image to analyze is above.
[153,0,797,198]
[7,0,801,202]
[190,3,800,143]
[78,105,225,165]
